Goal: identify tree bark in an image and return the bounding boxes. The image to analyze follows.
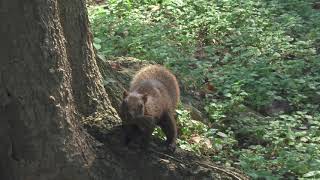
[0,0,112,179]
[57,0,112,116]
[0,1,248,180]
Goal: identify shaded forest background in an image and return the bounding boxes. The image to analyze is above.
[88,0,320,179]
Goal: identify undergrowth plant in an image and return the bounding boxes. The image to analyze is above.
[89,0,320,179]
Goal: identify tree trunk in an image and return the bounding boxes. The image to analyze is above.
[0,0,112,179]
[0,1,248,180]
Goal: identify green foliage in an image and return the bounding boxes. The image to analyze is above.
[205,82,248,123]
[176,109,209,154]
[238,112,320,179]
[89,0,320,179]
[177,109,208,136]
[88,3,183,63]
[154,109,211,155]
[175,109,238,159]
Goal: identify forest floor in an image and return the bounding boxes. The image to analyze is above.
[82,56,250,180]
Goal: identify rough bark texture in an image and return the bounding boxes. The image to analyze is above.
[57,0,112,116]
[96,57,151,113]
[0,0,248,179]
[0,0,113,179]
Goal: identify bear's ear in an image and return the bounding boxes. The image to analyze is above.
[123,90,128,98]
[142,94,148,103]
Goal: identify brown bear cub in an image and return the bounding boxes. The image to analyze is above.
[119,65,180,152]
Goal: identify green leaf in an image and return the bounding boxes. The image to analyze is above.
[303,171,320,178]
[93,43,101,50]
[217,132,228,138]
[93,37,102,43]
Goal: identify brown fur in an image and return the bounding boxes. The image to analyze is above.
[130,65,180,107]
[120,65,180,152]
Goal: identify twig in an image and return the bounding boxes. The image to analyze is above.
[149,149,249,180]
